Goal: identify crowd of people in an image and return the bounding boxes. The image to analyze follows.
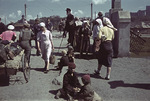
[0,7,117,101]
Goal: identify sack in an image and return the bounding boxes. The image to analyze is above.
[69,20,74,26]
[50,53,55,64]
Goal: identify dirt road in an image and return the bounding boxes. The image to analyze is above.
[0,31,150,101]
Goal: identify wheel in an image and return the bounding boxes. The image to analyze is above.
[21,54,30,83]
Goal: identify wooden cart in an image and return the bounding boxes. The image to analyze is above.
[0,50,30,83]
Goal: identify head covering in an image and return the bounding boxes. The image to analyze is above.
[96,19,102,25]
[68,62,76,69]
[62,50,67,55]
[103,17,117,31]
[24,23,30,28]
[66,8,71,11]
[39,22,45,27]
[68,45,74,51]
[82,74,91,83]
[8,25,14,30]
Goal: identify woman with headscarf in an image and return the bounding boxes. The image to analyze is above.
[92,19,103,54]
[37,22,54,73]
[94,17,117,80]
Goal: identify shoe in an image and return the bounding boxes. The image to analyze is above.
[105,77,110,80]
[94,70,100,75]
[44,70,49,74]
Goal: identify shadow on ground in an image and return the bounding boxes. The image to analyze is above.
[108,80,150,90]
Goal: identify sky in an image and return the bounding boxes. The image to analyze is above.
[0,0,150,24]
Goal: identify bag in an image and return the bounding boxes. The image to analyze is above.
[50,52,55,64]
[69,20,74,26]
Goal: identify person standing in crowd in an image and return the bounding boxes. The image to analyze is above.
[92,19,103,55]
[58,19,65,34]
[33,18,41,56]
[0,18,6,35]
[37,22,54,73]
[94,17,116,80]
[0,25,16,41]
[64,8,75,46]
[74,17,82,51]
[79,21,92,57]
[77,74,94,101]
[55,62,81,101]
[46,18,53,32]
[19,23,34,67]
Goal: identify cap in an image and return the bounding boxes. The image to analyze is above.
[82,74,91,83]
[39,22,45,27]
[8,25,14,30]
[66,8,71,11]
[68,62,76,69]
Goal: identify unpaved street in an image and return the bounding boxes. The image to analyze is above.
[0,31,150,101]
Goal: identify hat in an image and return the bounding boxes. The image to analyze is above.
[8,25,14,30]
[82,74,91,83]
[66,8,71,11]
[68,62,76,69]
[39,22,45,27]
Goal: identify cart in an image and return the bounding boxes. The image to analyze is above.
[0,50,30,83]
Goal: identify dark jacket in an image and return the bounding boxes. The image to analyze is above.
[0,22,6,34]
[63,71,81,94]
[78,83,94,101]
[65,13,74,31]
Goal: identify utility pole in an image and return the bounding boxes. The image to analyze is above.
[5,16,7,25]
[24,4,27,19]
[91,3,93,20]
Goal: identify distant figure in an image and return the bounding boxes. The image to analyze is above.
[18,15,26,23]
[0,18,6,35]
[55,63,81,101]
[19,23,34,67]
[33,18,41,56]
[94,17,116,80]
[79,21,92,56]
[64,8,75,46]
[58,19,65,34]
[37,22,54,73]
[74,17,82,51]
[46,18,53,32]
[0,25,16,41]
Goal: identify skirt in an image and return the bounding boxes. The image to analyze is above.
[98,41,113,67]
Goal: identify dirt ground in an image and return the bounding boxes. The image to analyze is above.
[0,31,150,101]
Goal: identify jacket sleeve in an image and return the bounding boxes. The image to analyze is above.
[63,74,74,92]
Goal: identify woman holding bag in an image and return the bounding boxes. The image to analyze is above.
[37,22,54,73]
